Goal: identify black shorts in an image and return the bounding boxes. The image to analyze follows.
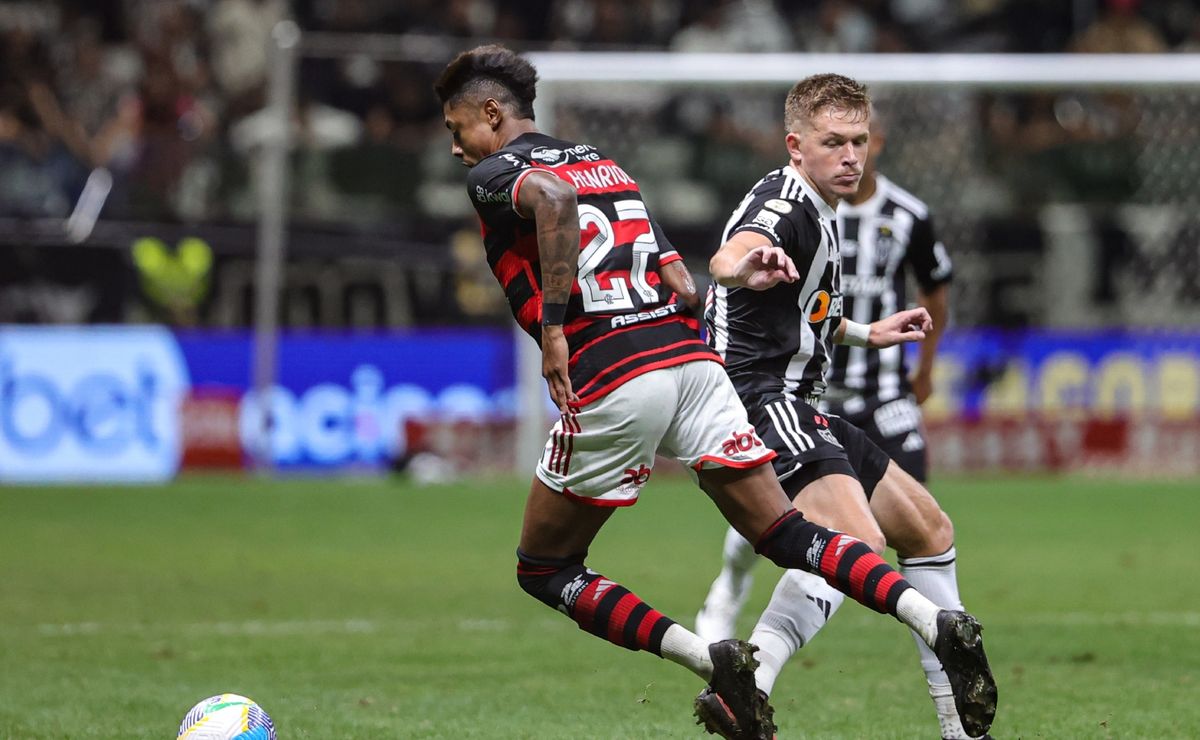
[745,396,891,500]
[824,394,928,483]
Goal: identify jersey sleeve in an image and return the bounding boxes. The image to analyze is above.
[731,198,797,247]
[651,220,681,265]
[730,196,822,266]
[465,151,545,224]
[905,212,953,292]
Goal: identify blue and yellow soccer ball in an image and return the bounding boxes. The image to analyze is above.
[177,694,277,740]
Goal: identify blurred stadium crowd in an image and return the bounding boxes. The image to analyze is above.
[1,0,1195,221]
[1,0,1197,328]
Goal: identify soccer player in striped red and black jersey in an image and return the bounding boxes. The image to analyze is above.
[466,129,712,404]
[436,46,983,739]
[694,76,997,739]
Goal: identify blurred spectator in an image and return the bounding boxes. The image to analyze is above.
[1068,0,1168,54]
[670,0,736,52]
[207,0,287,105]
[0,0,1190,227]
[793,1,878,53]
[0,86,75,217]
[1178,12,1200,52]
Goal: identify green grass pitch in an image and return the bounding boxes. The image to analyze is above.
[2,473,1199,738]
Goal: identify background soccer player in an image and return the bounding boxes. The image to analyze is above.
[436,46,994,740]
[694,74,996,739]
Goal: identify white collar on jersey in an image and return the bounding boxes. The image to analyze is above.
[837,173,891,216]
[783,163,838,221]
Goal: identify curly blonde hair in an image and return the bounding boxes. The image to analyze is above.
[784,74,870,133]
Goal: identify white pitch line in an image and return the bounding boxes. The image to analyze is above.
[835,611,1200,629]
[25,616,543,638]
[34,619,383,637]
[21,612,1200,638]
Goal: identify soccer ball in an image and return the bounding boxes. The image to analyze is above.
[177,694,277,739]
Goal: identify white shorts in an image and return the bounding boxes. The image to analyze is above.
[534,359,775,507]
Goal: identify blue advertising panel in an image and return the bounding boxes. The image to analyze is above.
[176,329,517,469]
[3,325,1194,481]
[0,326,190,482]
[925,329,1200,420]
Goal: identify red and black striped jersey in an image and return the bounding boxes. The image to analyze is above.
[465,132,717,405]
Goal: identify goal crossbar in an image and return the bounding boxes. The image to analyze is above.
[527,52,1200,87]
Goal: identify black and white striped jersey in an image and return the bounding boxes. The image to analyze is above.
[705,165,843,405]
[826,174,952,403]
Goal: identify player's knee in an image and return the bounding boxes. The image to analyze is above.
[861,529,887,555]
[516,550,587,609]
[893,507,954,557]
[927,509,954,552]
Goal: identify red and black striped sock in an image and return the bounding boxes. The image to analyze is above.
[755,510,912,616]
[517,550,675,655]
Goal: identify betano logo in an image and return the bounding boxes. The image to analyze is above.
[805,290,832,323]
[804,290,843,324]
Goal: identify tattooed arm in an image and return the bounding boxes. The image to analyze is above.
[516,171,581,412]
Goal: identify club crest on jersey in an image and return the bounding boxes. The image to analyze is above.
[803,290,842,324]
[874,224,897,262]
[764,198,793,214]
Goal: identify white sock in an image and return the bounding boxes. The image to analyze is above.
[895,588,941,647]
[900,547,972,735]
[660,623,714,680]
[749,569,845,695]
[932,683,977,739]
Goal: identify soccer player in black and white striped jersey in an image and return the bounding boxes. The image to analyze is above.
[828,111,952,483]
[694,76,996,739]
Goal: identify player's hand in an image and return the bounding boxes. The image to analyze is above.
[734,246,799,290]
[869,307,932,348]
[910,369,933,405]
[541,325,578,413]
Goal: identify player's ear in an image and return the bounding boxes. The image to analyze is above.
[484,98,503,130]
[784,131,803,162]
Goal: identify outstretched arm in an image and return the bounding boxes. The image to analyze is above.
[833,307,933,349]
[517,171,581,413]
[709,232,799,290]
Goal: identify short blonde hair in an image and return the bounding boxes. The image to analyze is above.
[784,74,870,133]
